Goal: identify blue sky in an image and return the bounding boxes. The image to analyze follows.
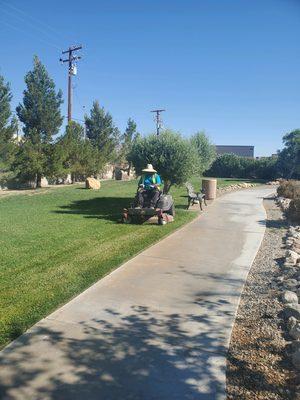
[0,0,299,156]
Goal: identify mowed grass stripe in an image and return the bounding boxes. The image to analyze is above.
[0,177,260,348]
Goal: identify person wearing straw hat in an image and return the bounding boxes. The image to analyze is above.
[136,164,162,208]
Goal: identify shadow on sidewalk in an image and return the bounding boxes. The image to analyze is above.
[0,269,278,399]
[0,304,227,399]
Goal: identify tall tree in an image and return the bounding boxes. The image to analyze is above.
[190,131,216,175]
[15,56,63,187]
[56,121,98,182]
[277,130,300,179]
[121,118,140,175]
[0,75,17,176]
[85,101,120,170]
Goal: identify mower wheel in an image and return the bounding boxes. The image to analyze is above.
[122,215,132,224]
[168,203,175,217]
[158,217,166,225]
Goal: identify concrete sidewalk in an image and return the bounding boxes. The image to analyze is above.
[0,187,274,400]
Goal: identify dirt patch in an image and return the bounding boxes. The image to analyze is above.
[0,183,84,198]
[226,196,297,399]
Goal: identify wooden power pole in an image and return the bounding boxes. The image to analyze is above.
[151,109,165,135]
[60,45,82,122]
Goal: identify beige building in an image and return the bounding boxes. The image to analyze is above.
[215,145,254,158]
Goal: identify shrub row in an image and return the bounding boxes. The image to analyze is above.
[205,153,278,180]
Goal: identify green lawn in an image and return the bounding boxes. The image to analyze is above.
[0,177,259,348]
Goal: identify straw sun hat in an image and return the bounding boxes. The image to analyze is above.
[142,164,157,173]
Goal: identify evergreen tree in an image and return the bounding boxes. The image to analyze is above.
[15,56,63,187]
[85,101,120,170]
[121,118,140,175]
[0,75,17,177]
[57,122,98,182]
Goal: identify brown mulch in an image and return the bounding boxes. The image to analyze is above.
[226,196,297,399]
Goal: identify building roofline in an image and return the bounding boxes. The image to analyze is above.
[215,145,254,148]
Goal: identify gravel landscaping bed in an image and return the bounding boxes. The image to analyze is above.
[226,195,297,399]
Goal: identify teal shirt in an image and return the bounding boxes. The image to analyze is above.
[139,173,162,190]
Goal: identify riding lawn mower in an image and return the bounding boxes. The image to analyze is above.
[122,192,175,225]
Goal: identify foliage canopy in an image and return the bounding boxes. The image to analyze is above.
[128,129,197,193]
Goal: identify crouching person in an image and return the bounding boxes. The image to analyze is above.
[136,164,162,209]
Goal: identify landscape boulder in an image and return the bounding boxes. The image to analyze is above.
[290,322,300,340]
[86,177,101,190]
[115,169,130,181]
[282,263,297,273]
[266,180,280,185]
[292,349,300,370]
[40,177,49,187]
[282,278,298,291]
[288,316,298,331]
[283,304,300,319]
[282,291,298,304]
[286,250,300,265]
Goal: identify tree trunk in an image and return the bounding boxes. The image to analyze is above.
[163,180,172,194]
[127,162,131,176]
[71,173,76,184]
[288,163,296,179]
[36,174,42,188]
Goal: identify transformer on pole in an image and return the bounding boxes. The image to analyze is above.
[151,109,165,136]
[60,45,82,123]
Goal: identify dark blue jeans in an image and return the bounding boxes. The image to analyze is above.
[137,189,160,208]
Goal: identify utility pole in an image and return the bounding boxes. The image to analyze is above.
[151,109,165,135]
[60,45,82,123]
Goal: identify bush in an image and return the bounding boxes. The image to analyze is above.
[190,132,216,175]
[204,153,243,178]
[277,180,300,223]
[128,130,197,193]
[277,180,300,199]
[0,171,17,189]
[205,153,278,180]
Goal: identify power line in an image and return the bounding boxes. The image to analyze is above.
[60,45,83,123]
[64,116,85,123]
[0,19,61,50]
[151,109,165,136]
[0,0,66,43]
[0,8,61,49]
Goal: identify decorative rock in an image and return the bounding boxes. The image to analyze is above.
[85,177,101,190]
[282,278,298,290]
[283,304,300,319]
[293,268,300,282]
[293,245,300,254]
[115,169,130,181]
[286,250,300,265]
[282,291,298,304]
[40,177,49,187]
[266,180,280,185]
[64,174,72,184]
[288,316,298,331]
[291,340,300,352]
[290,322,300,340]
[282,263,297,273]
[292,350,300,370]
